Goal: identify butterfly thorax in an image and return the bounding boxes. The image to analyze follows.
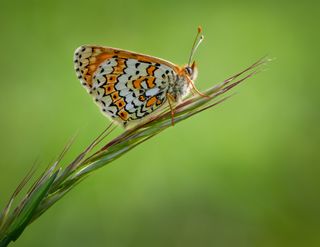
[169,63,198,101]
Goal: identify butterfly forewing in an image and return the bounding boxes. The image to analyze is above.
[74,45,180,127]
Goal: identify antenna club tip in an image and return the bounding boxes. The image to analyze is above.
[197,26,202,33]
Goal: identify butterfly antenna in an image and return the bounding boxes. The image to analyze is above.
[188,26,204,66]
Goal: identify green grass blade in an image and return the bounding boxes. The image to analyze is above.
[1,170,59,245]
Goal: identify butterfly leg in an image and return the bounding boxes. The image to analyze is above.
[186,75,210,99]
[166,93,176,126]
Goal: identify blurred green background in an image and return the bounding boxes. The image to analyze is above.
[1,0,319,246]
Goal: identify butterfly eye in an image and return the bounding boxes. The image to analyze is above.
[185,67,193,76]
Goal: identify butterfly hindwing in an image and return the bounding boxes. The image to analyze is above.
[74,45,179,127]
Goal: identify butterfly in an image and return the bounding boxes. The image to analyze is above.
[74,27,205,128]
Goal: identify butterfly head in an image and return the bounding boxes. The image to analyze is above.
[183,61,198,81]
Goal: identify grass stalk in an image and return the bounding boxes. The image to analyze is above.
[0,57,268,246]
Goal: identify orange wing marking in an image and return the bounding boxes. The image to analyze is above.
[111,91,120,101]
[106,75,118,84]
[139,95,146,101]
[146,96,157,107]
[114,98,126,109]
[104,84,115,95]
[118,109,129,121]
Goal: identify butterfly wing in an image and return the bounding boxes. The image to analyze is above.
[74,45,180,127]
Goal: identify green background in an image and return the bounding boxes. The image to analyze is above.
[1,0,319,246]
